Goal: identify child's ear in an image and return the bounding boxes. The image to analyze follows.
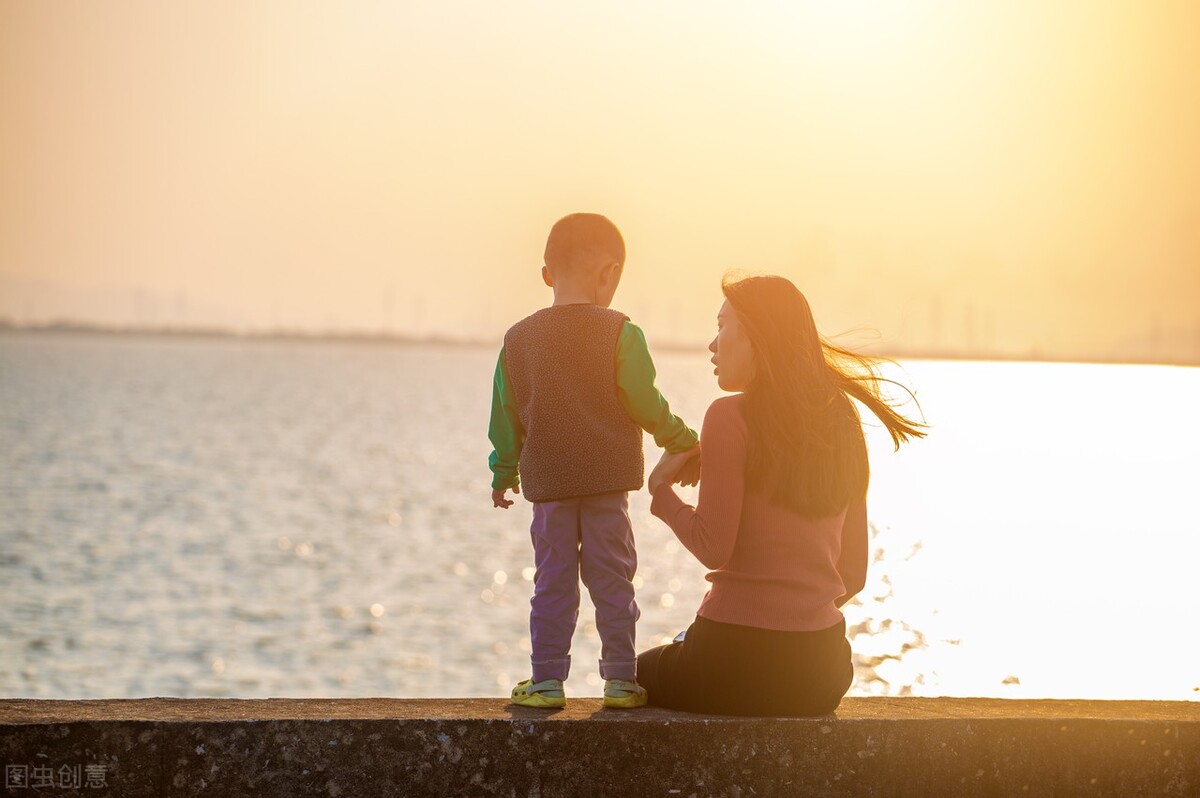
[541,266,553,287]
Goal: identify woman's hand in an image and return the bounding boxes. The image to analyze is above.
[649,446,701,495]
[674,448,701,487]
[648,453,682,495]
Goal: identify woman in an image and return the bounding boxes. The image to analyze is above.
[639,274,924,716]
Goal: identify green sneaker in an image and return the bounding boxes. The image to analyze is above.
[603,678,647,709]
[511,678,566,709]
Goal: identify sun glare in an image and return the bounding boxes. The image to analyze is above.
[784,0,932,63]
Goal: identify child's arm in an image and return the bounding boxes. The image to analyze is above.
[615,321,700,458]
[488,347,524,509]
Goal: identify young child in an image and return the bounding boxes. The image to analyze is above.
[489,213,700,709]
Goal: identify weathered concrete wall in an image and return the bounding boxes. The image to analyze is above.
[1,697,1197,796]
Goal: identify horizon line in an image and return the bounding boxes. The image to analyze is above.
[2,318,1197,368]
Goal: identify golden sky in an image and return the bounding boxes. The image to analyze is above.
[2,1,1198,360]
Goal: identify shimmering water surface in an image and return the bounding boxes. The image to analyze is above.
[1,332,1197,700]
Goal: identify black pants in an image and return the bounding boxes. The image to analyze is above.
[636,615,853,717]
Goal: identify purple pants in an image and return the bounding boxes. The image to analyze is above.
[528,491,639,683]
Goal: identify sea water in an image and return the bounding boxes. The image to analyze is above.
[1,332,1197,700]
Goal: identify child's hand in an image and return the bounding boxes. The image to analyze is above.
[492,484,519,509]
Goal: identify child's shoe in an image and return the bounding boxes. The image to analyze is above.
[511,678,566,708]
[602,678,647,708]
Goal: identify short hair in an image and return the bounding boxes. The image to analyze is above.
[543,213,625,276]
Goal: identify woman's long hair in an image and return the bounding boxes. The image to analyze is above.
[722,274,925,517]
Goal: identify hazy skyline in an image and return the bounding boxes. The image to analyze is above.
[3,1,1198,362]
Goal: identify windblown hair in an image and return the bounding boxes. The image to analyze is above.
[543,213,626,277]
[722,274,925,518]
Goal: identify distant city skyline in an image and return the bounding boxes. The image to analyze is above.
[4,270,1198,366]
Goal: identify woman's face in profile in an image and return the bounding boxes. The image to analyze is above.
[709,300,755,392]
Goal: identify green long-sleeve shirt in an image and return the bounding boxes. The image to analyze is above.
[488,320,698,491]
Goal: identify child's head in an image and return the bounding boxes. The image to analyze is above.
[542,213,626,307]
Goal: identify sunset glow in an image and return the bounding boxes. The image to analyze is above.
[2,1,1197,362]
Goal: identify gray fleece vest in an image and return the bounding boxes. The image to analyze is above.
[503,304,643,503]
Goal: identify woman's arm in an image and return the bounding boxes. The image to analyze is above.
[834,496,868,607]
[650,398,747,570]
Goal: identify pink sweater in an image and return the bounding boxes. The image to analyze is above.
[650,395,868,632]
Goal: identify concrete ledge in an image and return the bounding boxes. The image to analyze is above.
[2,698,1197,796]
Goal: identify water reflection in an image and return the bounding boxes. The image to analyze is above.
[845,523,931,696]
[1,334,1197,701]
